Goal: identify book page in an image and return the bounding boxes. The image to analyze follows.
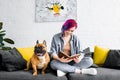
[58,51,80,59]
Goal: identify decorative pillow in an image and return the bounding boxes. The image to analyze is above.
[0,48,27,71]
[17,47,34,61]
[93,46,110,66]
[83,47,92,57]
[103,50,120,69]
[0,54,2,70]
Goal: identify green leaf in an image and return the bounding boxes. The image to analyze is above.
[0,22,3,30]
[0,42,4,47]
[0,36,3,43]
[0,30,6,33]
[3,38,15,44]
[2,46,12,50]
[0,33,6,36]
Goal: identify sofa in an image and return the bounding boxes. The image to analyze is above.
[0,46,120,80]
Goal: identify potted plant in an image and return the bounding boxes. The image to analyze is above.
[0,22,15,50]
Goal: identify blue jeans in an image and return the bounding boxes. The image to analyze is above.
[50,57,93,73]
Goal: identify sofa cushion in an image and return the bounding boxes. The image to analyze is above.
[103,50,120,69]
[83,47,92,57]
[0,54,2,70]
[17,47,34,61]
[0,48,27,71]
[93,46,110,66]
[0,70,68,80]
[68,67,120,80]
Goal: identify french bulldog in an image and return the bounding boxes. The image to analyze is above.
[24,40,50,76]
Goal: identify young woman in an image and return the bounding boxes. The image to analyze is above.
[49,19,97,77]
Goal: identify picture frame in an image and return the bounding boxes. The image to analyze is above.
[35,0,77,22]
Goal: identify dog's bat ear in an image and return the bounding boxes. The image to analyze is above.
[43,40,47,46]
[36,40,39,44]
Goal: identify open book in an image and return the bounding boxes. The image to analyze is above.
[58,51,80,59]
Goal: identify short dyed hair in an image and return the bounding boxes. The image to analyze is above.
[61,19,77,33]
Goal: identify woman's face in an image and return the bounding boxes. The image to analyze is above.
[64,27,76,36]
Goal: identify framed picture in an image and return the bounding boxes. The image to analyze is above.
[35,0,77,22]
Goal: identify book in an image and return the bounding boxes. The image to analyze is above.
[58,51,80,59]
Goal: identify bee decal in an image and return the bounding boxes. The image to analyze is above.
[46,2,64,16]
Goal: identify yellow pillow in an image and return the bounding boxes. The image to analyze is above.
[17,47,34,61]
[93,46,110,66]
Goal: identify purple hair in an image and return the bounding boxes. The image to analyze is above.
[61,19,77,33]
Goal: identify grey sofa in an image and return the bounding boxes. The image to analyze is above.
[1,66,120,80]
[0,48,120,80]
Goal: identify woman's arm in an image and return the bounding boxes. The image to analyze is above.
[72,35,84,63]
[50,34,73,63]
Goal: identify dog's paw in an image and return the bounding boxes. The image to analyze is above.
[41,71,45,75]
[24,68,28,71]
[33,72,37,76]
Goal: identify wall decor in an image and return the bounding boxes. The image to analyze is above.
[35,0,77,22]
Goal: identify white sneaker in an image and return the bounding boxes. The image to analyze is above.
[82,68,97,75]
[57,70,66,77]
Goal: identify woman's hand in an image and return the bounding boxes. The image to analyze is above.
[52,53,72,63]
[73,55,84,63]
[59,57,73,63]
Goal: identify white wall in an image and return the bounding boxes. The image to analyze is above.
[0,0,120,51]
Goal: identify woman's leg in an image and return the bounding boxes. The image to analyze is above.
[73,57,97,75]
[50,60,76,73]
[50,57,97,76]
[73,57,93,69]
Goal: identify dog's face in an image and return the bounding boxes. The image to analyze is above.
[34,40,47,56]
